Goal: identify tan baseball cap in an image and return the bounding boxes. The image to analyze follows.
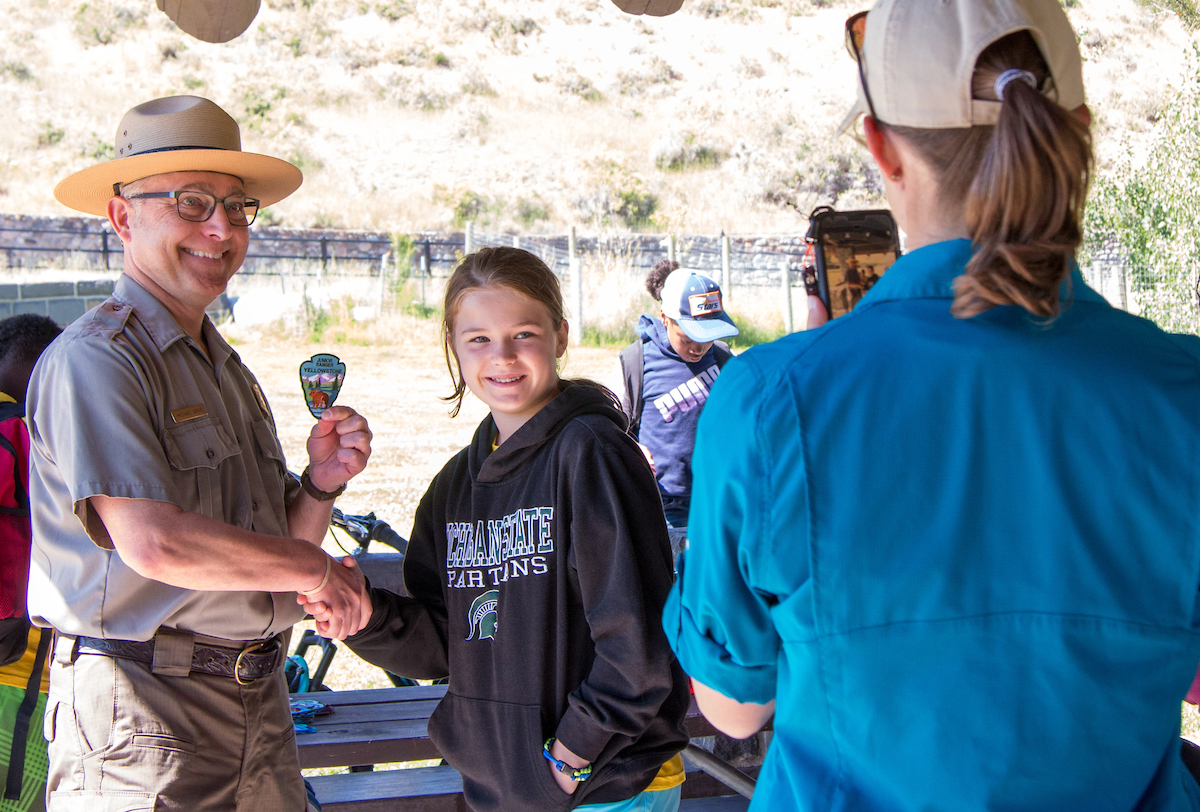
[838,0,1085,135]
[157,0,261,44]
[54,96,302,217]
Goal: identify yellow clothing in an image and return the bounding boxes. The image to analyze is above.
[0,626,47,693]
[645,754,685,791]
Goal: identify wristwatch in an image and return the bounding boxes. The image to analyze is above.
[542,739,592,782]
[300,467,346,501]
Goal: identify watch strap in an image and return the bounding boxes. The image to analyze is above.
[300,467,346,502]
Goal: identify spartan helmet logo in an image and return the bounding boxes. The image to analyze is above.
[465,589,499,642]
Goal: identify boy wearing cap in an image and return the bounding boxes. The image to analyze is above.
[618,265,737,553]
[29,96,376,811]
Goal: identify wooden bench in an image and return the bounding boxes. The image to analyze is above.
[308,762,753,811]
[296,685,762,810]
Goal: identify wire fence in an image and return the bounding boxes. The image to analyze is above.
[0,215,1135,339]
[0,216,812,287]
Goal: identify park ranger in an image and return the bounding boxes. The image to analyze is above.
[28,95,373,811]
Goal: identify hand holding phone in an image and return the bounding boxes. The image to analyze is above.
[805,207,901,321]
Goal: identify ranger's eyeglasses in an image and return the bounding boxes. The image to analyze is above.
[121,190,261,227]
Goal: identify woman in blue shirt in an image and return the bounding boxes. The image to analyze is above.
[665,0,1200,809]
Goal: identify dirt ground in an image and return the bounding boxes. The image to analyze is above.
[224,316,619,691]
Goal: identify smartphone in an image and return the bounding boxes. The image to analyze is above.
[806,207,901,321]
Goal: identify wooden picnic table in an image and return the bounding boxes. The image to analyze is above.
[295,685,759,810]
[294,684,726,770]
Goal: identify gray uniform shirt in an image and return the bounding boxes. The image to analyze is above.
[28,274,305,642]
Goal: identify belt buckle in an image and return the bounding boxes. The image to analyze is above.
[234,642,265,685]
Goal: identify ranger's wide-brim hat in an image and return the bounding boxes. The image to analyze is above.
[54,95,302,217]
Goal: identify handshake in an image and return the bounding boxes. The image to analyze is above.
[296,554,375,641]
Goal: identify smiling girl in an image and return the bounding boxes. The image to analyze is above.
[327,247,690,812]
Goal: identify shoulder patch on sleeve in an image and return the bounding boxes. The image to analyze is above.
[78,298,135,340]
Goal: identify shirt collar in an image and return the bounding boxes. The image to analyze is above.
[114,275,233,371]
[859,239,1107,308]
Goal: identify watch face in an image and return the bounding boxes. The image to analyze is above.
[300,353,346,418]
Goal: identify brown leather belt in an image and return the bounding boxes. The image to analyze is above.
[76,635,282,684]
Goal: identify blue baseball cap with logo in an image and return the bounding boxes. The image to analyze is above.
[660,269,739,343]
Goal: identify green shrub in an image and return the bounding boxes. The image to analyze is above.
[1081,43,1200,334]
[726,313,784,349]
[581,323,638,347]
[510,18,540,35]
[83,133,113,160]
[287,149,324,175]
[1134,0,1199,29]
[375,0,411,21]
[616,188,657,229]
[1,62,32,82]
[37,123,64,149]
[451,191,487,228]
[517,198,549,227]
[257,209,284,227]
[303,300,335,342]
[558,72,603,102]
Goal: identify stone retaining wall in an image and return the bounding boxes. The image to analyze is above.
[0,279,115,325]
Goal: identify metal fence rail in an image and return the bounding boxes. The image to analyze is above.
[0,218,815,287]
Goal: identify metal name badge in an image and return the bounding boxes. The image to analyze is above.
[299,353,346,419]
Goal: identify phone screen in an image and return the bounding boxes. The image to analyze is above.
[811,210,901,321]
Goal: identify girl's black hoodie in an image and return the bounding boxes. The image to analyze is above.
[346,384,691,811]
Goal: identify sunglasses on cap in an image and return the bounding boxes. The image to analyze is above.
[845,10,881,126]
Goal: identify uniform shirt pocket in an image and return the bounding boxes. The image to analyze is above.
[162,417,240,520]
[249,418,291,532]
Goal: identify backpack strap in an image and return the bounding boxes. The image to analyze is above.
[0,432,27,519]
[4,627,48,802]
[618,340,645,439]
[713,341,733,370]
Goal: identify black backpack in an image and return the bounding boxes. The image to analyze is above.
[619,338,733,439]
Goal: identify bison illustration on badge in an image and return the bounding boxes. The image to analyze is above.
[299,353,346,419]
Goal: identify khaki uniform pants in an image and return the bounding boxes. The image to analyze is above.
[43,637,305,812]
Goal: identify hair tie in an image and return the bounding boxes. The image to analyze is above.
[994,69,1038,101]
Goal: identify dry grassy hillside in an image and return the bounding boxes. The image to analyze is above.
[0,0,1194,235]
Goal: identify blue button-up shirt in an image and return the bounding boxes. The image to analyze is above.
[666,239,1200,811]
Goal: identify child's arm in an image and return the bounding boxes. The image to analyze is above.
[341,586,448,680]
[343,487,450,679]
[551,425,683,766]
